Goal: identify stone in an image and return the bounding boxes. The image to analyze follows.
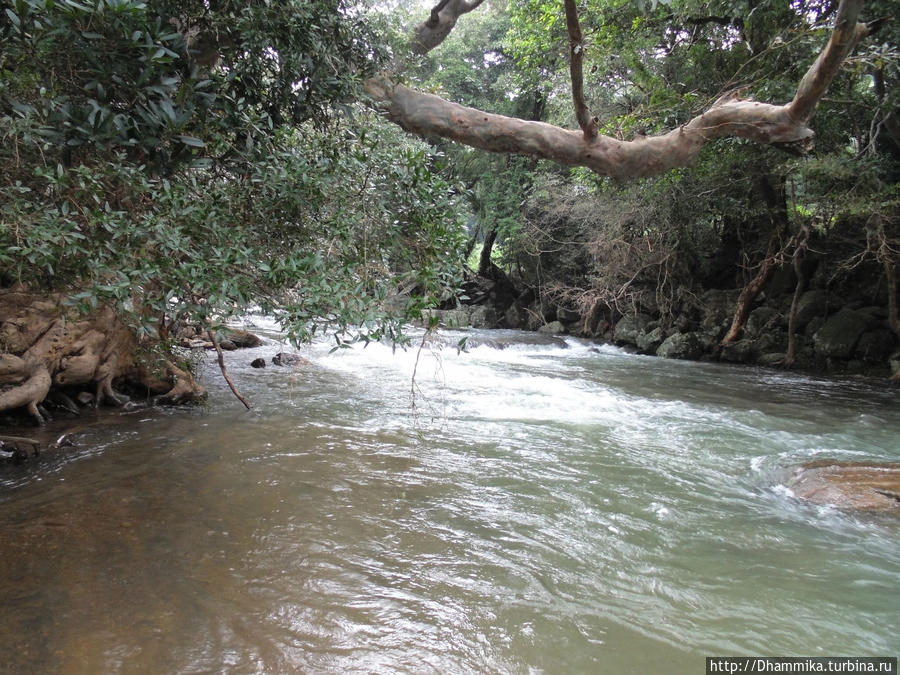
[272,352,311,367]
[854,329,897,363]
[698,289,740,333]
[794,289,828,329]
[756,328,788,354]
[556,306,581,324]
[745,306,780,337]
[636,326,665,354]
[719,339,757,363]
[420,309,471,329]
[613,313,652,346]
[217,339,238,351]
[758,352,786,366]
[788,461,900,512]
[468,306,498,329]
[812,309,870,359]
[223,328,263,348]
[75,391,94,406]
[538,321,566,335]
[250,358,266,369]
[890,350,900,378]
[503,303,527,330]
[656,332,704,360]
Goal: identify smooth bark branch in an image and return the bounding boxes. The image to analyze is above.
[413,0,485,55]
[789,0,868,121]
[374,0,873,179]
[368,77,821,179]
[564,0,597,139]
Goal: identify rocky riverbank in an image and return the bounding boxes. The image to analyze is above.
[424,270,899,381]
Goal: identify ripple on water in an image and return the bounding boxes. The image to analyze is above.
[1,328,899,672]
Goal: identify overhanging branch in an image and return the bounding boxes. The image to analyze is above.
[377,0,873,180]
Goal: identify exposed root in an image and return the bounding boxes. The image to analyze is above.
[0,363,52,425]
[154,362,206,405]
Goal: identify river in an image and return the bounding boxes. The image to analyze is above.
[1,324,898,673]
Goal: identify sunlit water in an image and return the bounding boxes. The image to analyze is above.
[1,324,898,673]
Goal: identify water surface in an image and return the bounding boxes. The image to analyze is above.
[1,327,898,673]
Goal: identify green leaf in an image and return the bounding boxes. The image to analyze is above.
[176,135,205,147]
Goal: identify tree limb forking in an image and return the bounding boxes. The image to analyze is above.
[376,0,874,180]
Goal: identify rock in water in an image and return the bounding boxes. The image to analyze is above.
[272,352,312,367]
[788,461,900,512]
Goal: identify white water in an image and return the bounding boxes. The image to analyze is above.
[1,325,898,673]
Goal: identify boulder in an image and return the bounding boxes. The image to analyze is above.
[468,305,498,329]
[758,352,786,366]
[787,461,900,512]
[250,358,266,369]
[719,339,756,363]
[854,329,897,363]
[794,289,829,329]
[222,328,263,349]
[613,313,652,346]
[698,289,740,334]
[420,309,470,328]
[272,352,312,367]
[636,326,665,354]
[890,350,900,378]
[557,306,581,324]
[503,303,527,330]
[812,309,870,359]
[538,321,566,335]
[656,332,704,360]
[745,306,780,338]
[757,328,788,354]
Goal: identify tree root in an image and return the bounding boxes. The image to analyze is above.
[0,364,52,425]
[154,362,206,405]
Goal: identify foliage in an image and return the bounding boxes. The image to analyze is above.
[0,0,468,349]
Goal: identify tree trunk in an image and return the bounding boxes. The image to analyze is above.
[785,226,810,367]
[719,242,780,347]
[478,227,499,277]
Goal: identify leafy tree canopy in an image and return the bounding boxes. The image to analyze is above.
[1,0,468,347]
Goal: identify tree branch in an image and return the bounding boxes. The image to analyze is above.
[412,0,486,55]
[207,329,251,410]
[788,0,868,121]
[375,0,872,180]
[564,0,597,140]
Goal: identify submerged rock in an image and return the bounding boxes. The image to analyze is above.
[787,461,900,512]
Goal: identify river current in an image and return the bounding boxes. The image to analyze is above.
[1,324,898,673]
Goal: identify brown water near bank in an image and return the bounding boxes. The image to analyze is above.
[1,329,898,673]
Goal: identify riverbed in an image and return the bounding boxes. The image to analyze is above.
[1,326,898,673]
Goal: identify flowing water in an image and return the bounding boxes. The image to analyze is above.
[1,325,898,674]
